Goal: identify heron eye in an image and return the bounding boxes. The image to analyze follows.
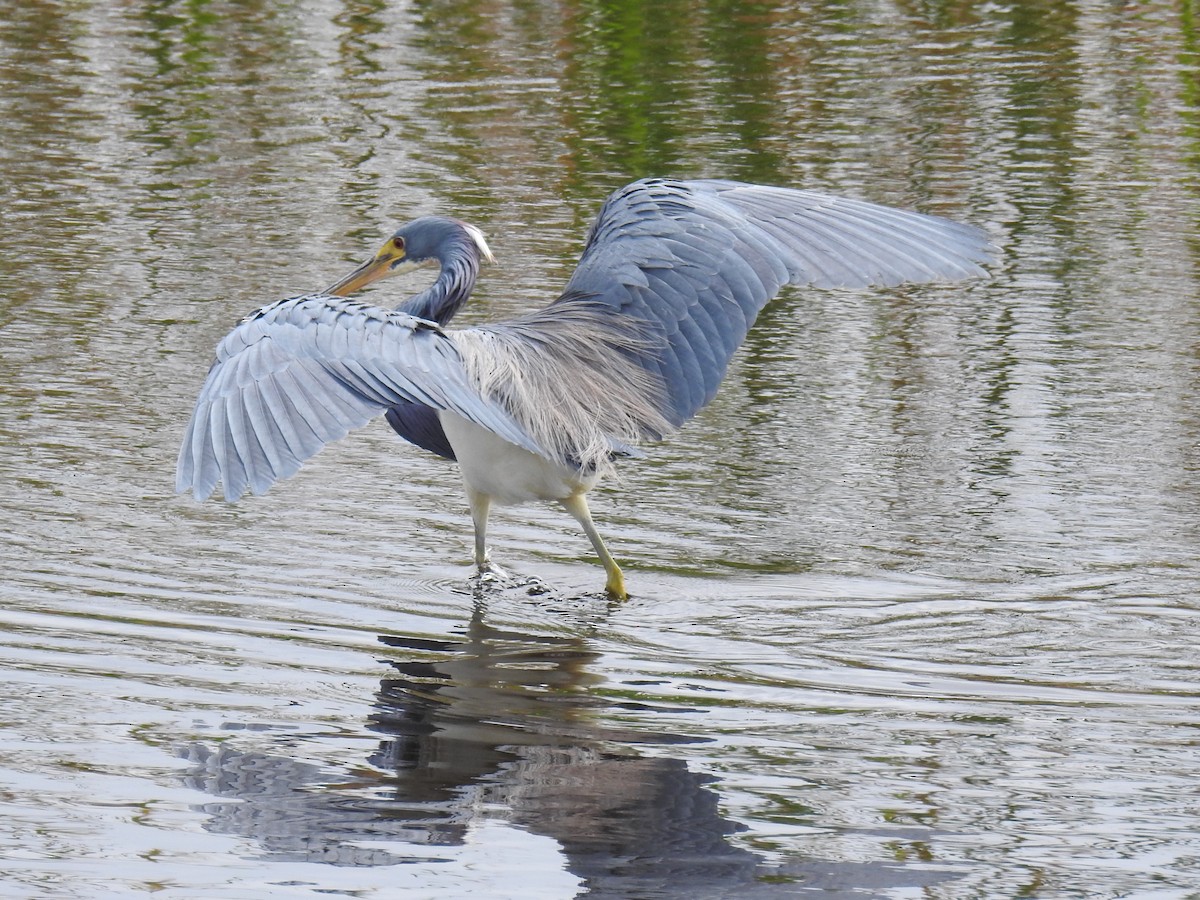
[392,236,405,252]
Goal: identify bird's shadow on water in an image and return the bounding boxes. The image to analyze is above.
[178,588,960,897]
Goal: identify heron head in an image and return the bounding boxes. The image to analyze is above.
[325,216,493,297]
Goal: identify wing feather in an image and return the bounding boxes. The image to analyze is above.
[204,398,230,496]
[260,370,322,459]
[269,366,335,445]
[223,388,262,493]
[176,296,544,501]
[556,178,996,425]
[240,384,284,483]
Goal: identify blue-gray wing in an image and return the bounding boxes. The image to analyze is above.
[557,178,996,426]
[176,295,542,501]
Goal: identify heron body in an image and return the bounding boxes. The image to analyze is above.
[177,178,995,598]
[441,414,596,506]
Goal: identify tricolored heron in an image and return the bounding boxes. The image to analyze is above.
[177,178,994,598]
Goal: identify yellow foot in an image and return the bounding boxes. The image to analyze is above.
[605,567,628,601]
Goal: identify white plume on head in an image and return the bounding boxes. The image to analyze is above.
[462,222,494,264]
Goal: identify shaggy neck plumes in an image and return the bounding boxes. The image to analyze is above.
[396,232,482,326]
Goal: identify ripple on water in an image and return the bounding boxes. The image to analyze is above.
[3,531,1200,897]
[3,0,1200,894]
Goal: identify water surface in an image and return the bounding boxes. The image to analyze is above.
[2,1,1200,897]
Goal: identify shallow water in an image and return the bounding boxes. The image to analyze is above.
[3,1,1200,897]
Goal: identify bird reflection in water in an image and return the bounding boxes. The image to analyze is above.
[366,604,762,895]
[180,600,958,895]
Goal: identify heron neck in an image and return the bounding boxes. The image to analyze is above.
[398,252,479,325]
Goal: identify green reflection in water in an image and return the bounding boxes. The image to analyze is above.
[1177,0,1200,239]
[561,0,698,176]
[334,0,388,75]
[698,0,790,183]
[406,0,801,198]
[131,4,218,168]
[559,0,803,183]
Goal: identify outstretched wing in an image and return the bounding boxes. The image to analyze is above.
[176,295,543,501]
[556,178,996,426]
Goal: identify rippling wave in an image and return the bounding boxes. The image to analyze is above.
[4,0,1200,896]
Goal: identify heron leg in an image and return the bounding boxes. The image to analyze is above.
[466,488,493,570]
[559,493,627,600]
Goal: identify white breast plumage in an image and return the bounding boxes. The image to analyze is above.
[438,411,597,506]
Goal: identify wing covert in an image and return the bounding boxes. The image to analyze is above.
[557,178,996,426]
